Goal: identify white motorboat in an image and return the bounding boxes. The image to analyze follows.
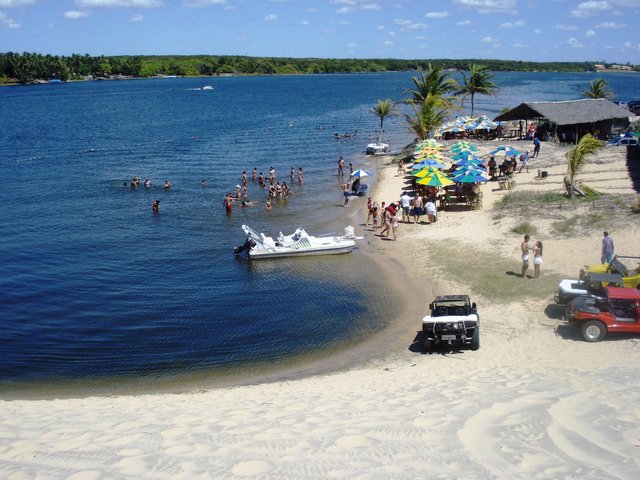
[234,225,358,259]
[366,143,389,155]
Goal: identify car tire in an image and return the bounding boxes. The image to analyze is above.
[470,328,480,351]
[581,320,607,342]
[423,338,433,353]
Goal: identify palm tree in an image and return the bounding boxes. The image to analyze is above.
[403,63,459,109]
[371,99,396,144]
[457,64,499,117]
[404,94,449,141]
[565,133,604,197]
[583,78,613,99]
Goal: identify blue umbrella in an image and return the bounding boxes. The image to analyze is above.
[351,169,372,178]
[454,156,484,166]
[454,171,489,183]
[413,158,444,169]
[489,145,522,157]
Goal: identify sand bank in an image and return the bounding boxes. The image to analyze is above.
[1,139,639,479]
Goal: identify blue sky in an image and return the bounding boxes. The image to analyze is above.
[1,0,639,63]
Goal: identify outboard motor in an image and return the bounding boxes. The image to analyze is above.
[234,237,256,255]
[344,226,355,239]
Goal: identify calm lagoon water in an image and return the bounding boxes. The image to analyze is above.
[1,71,638,395]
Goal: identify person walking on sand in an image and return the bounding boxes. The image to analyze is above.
[532,137,541,158]
[379,207,392,238]
[518,150,530,173]
[533,241,543,279]
[521,234,531,278]
[601,231,614,264]
[390,209,401,240]
[412,193,424,224]
[399,191,412,223]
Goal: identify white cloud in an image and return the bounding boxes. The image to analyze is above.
[383,40,394,45]
[567,37,584,47]
[65,10,90,19]
[0,0,36,7]
[300,20,309,26]
[264,14,278,21]
[456,20,472,26]
[2,17,20,28]
[347,42,357,48]
[129,14,143,21]
[571,1,609,18]
[481,35,500,47]
[585,29,596,36]
[376,25,385,30]
[554,24,578,30]
[75,0,163,7]
[533,28,543,34]
[393,19,411,25]
[513,43,529,48]
[406,22,427,30]
[595,22,626,28]
[453,0,516,14]
[388,31,396,37]
[183,0,228,6]
[362,3,381,10]
[500,20,525,28]
[424,11,449,18]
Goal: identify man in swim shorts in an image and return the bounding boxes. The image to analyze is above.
[521,234,531,278]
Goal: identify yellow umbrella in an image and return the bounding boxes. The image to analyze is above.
[416,170,454,187]
[412,166,440,178]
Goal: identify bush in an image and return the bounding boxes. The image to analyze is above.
[511,221,538,235]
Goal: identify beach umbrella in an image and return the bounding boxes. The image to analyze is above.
[454,158,485,168]
[412,166,440,178]
[453,170,490,183]
[451,142,478,152]
[416,171,454,187]
[489,145,522,157]
[451,151,482,161]
[413,158,444,170]
[351,169,371,178]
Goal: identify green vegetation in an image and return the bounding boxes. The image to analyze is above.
[456,64,499,117]
[511,221,538,236]
[582,78,614,99]
[565,133,605,198]
[370,99,397,145]
[1,52,638,84]
[401,64,461,140]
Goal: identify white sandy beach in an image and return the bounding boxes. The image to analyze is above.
[1,140,639,479]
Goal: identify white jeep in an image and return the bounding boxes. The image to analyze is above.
[422,295,479,352]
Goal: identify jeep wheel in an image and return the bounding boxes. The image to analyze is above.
[581,320,606,342]
[423,338,433,353]
[470,328,480,351]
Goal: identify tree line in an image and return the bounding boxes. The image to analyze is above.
[1,51,637,85]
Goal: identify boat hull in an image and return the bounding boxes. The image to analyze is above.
[245,244,355,259]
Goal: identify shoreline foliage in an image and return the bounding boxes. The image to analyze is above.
[1,52,639,84]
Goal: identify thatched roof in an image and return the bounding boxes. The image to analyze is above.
[494,99,631,126]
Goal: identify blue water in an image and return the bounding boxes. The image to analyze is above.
[1,71,639,394]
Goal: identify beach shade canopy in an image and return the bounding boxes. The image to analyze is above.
[416,170,454,187]
[412,165,440,178]
[489,145,522,157]
[452,151,483,161]
[454,158,485,168]
[413,158,445,169]
[351,169,372,178]
[453,171,490,183]
[451,142,478,152]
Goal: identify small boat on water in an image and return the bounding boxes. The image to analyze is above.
[234,225,359,259]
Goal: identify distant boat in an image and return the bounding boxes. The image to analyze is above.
[200,85,214,90]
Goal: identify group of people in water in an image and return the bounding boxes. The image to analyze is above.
[124,176,172,213]
[223,166,304,214]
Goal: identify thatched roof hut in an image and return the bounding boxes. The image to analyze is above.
[494,99,632,143]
